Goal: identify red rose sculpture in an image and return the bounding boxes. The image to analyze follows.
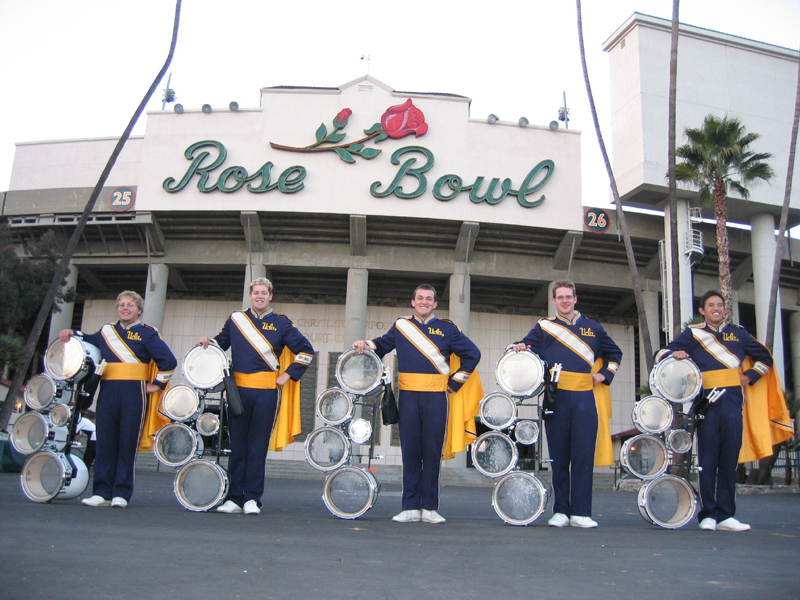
[333,108,352,128]
[380,99,428,139]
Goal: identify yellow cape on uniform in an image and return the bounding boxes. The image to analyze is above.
[138,361,170,452]
[739,356,794,463]
[269,349,302,452]
[443,355,484,460]
[593,358,614,467]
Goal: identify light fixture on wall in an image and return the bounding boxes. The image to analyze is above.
[202,104,212,114]
[518,117,529,127]
[229,101,239,111]
[549,120,559,130]
[174,104,184,114]
[487,114,499,124]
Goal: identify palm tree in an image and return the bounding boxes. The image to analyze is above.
[675,115,774,320]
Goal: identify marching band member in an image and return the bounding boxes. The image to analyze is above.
[353,284,481,524]
[60,290,177,508]
[199,277,314,516]
[656,290,790,532]
[512,280,622,528]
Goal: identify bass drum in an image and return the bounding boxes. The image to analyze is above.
[632,395,674,435]
[174,459,229,512]
[335,349,384,396]
[21,451,89,502]
[11,412,68,455]
[161,384,204,423]
[649,356,703,404]
[182,345,231,391]
[153,423,204,468]
[479,392,517,431]
[495,350,546,398]
[44,337,101,383]
[620,434,669,480]
[638,475,698,529]
[471,431,518,478]
[315,388,354,426]
[491,471,548,526]
[322,466,380,519]
[304,426,350,472]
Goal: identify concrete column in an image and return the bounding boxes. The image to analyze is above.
[750,214,785,382]
[790,312,800,407]
[448,268,471,335]
[242,262,267,310]
[547,281,557,318]
[638,290,660,387]
[344,268,368,346]
[144,264,169,332]
[664,199,694,329]
[48,264,78,343]
[730,291,741,328]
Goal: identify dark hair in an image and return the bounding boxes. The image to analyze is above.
[551,279,576,298]
[413,284,437,301]
[699,290,723,310]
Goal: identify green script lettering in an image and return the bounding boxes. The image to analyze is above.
[370,146,433,199]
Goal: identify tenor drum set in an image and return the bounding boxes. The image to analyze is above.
[620,356,704,529]
[12,336,101,503]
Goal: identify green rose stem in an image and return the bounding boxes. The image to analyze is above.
[269,130,380,153]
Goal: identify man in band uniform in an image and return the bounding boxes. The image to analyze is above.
[353,284,480,524]
[512,280,621,528]
[60,290,177,508]
[657,290,772,532]
[199,277,314,516]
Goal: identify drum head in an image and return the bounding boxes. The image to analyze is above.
[153,423,203,468]
[495,350,546,397]
[44,337,91,381]
[174,459,229,512]
[666,429,693,454]
[348,419,373,445]
[336,349,383,396]
[514,420,540,445]
[316,388,354,426]
[471,431,518,478]
[24,374,57,410]
[632,396,674,434]
[21,452,88,502]
[492,472,548,526]
[49,403,71,428]
[304,427,350,472]
[196,413,220,437]
[11,412,49,455]
[479,392,517,430]
[649,357,703,404]
[621,434,669,480]
[183,345,230,390]
[162,385,203,422]
[638,475,697,529]
[322,466,379,519]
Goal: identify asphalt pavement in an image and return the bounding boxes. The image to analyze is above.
[1,468,798,600]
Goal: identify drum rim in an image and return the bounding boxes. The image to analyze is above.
[182,344,230,390]
[513,419,540,445]
[304,426,351,472]
[632,395,674,434]
[162,384,203,422]
[44,337,94,381]
[491,471,548,526]
[322,465,379,519]
[471,431,519,478]
[347,418,373,444]
[11,411,49,455]
[315,387,355,426]
[649,356,703,404]
[335,349,384,396]
[153,422,203,468]
[20,451,88,503]
[637,474,697,529]
[24,374,57,410]
[49,403,71,428]
[479,392,518,430]
[173,459,229,512]
[666,429,693,454]
[195,412,221,436]
[495,350,546,397]
[621,433,669,480]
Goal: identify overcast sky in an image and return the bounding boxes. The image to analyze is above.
[1,0,798,210]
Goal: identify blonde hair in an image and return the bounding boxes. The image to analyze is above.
[249,277,273,294]
[551,280,576,298]
[117,290,144,312]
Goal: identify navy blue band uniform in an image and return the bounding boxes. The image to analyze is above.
[657,321,771,523]
[516,312,622,518]
[213,307,314,508]
[366,314,480,512]
[79,321,177,502]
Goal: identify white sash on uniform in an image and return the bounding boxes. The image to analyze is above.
[231,311,280,370]
[396,318,450,374]
[101,324,141,363]
[539,319,595,367]
[690,327,741,369]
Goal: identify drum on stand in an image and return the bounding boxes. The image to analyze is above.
[153,423,204,468]
[632,395,674,434]
[513,420,540,445]
[666,429,693,454]
[174,459,229,512]
[44,337,101,383]
[304,426,350,472]
[495,350,546,397]
[649,356,703,404]
[182,345,231,391]
[335,349,384,396]
[637,474,698,529]
[20,451,88,502]
[471,431,518,478]
[322,466,380,519]
[479,392,517,430]
[196,413,220,437]
[347,419,373,445]
[24,374,69,411]
[316,388,355,426]
[161,384,204,422]
[48,403,72,428]
[11,412,68,455]
[620,434,670,480]
[491,471,548,526]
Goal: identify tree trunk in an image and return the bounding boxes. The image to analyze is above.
[713,179,733,322]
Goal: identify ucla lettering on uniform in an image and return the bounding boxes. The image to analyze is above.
[723,332,739,342]
[580,327,595,338]
[428,327,444,336]
[262,322,277,331]
[127,331,142,341]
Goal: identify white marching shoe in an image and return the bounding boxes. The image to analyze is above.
[216,500,243,514]
[243,500,261,515]
[716,517,750,532]
[547,513,569,527]
[82,495,111,507]
[421,509,446,524]
[392,509,421,523]
[699,518,716,531]
[110,497,128,508]
[569,515,598,528]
